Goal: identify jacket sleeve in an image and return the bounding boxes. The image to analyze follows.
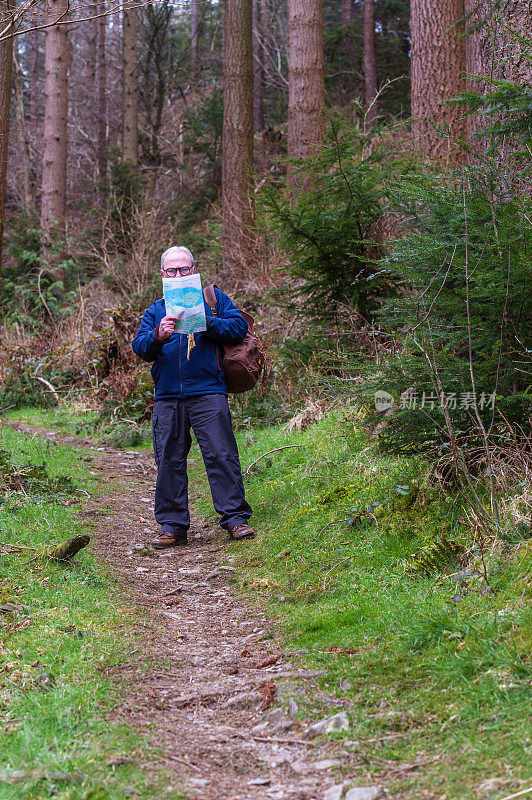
[132,304,165,363]
[205,289,248,344]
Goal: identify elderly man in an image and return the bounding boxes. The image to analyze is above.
[132,246,255,548]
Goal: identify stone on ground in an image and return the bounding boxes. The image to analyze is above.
[306,711,350,737]
[345,787,383,800]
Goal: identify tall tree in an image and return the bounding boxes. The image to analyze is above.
[40,0,69,254]
[13,49,33,208]
[363,0,377,122]
[191,0,200,75]
[341,0,351,26]
[122,1,138,166]
[410,0,466,158]
[252,0,265,133]
[86,9,97,181]
[97,1,107,187]
[222,0,256,273]
[30,29,40,130]
[287,0,325,172]
[0,0,14,275]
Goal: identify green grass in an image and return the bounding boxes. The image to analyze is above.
[0,425,184,800]
[190,410,532,799]
[4,407,152,450]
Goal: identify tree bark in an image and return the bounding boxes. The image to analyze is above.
[122,1,138,166]
[287,0,325,172]
[97,1,107,188]
[465,0,532,86]
[86,7,97,181]
[0,0,14,278]
[342,0,351,26]
[191,0,199,75]
[13,50,33,208]
[464,0,532,143]
[410,0,466,159]
[259,0,274,80]
[253,0,265,133]
[40,0,69,255]
[363,0,377,122]
[222,0,257,274]
[30,29,40,130]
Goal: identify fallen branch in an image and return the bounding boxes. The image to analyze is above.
[46,535,90,562]
[32,376,60,405]
[244,445,303,476]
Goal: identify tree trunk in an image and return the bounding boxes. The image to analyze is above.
[342,0,351,26]
[253,0,265,133]
[40,0,69,256]
[259,0,274,80]
[465,0,532,86]
[222,0,257,274]
[287,0,325,173]
[13,50,33,209]
[191,0,199,74]
[464,0,532,143]
[410,0,466,159]
[97,1,107,188]
[30,29,40,130]
[0,0,14,278]
[122,1,138,166]
[363,0,377,122]
[86,8,97,182]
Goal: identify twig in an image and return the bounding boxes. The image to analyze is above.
[314,517,352,542]
[252,736,316,746]
[385,755,440,774]
[165,756,202,772]
[244,445,303,476]
[498,787,532,800]
[322,555,356,590]
[0,542,36,551]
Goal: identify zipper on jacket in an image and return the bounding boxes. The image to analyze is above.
[178,335,183,396]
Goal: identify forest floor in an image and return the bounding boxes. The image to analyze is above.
[2,412,530,800]
[2,419,392,800]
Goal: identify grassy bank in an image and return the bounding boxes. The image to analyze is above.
[191,409,531,799]
[0,423,182,800]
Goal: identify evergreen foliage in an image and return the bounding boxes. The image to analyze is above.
[260,112,413,321]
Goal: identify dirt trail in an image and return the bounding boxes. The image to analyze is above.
[7,421,382,800]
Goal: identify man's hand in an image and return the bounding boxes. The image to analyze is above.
[158,315,181,341]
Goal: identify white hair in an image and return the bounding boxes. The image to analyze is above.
[160,245,194,270]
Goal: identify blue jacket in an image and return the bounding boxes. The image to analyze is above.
[131,288,248,399]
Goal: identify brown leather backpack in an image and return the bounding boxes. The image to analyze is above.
[203,284,266,394]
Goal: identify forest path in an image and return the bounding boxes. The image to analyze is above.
[7,420,379,800]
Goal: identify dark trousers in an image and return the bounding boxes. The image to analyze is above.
[152,394,252,532]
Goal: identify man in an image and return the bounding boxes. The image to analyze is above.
[132,245,255,548]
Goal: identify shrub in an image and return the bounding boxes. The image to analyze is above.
[260,111,414,323]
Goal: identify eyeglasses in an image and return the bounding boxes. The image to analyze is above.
[163,266,194,277]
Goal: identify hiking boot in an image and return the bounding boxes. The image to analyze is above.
[151,531,188,549]
[229,523,255,541]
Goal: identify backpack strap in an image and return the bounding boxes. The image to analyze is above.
[203,284,218,317]
[203,284,221,371]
